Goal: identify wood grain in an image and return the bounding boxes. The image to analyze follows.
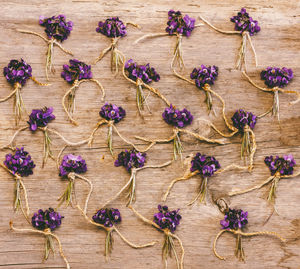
[0,0,299,268]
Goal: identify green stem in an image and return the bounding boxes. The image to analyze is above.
[14,178,21,211]
[67,87,77,114]
[267,176,280,203]
[44,235,55,260]
[205,91,213,114]
[235,233,245,261]
[125,172,136,206]
[107,125,113,156]
[236,34,247,70]
[162,234,180,269]
[173,134,183,161]
[105,230,114,259]
[57,180,74,207]
[42,130,53,168]
[46,41,54,80]
[241,130,250,159]
[272,90,280,121]
[14,87,25,126]
[188,177,208,205]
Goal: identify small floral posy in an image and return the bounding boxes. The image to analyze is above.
[102,149,171,207]
[243,68,300,121]
[135,105,224,161]
[173,64,220,114]
[88,103,147,155]
[123,59,170,116]
[229,155,300,205]
[10,208,70,268]
[2,59,49,125]
[94,17,140,74]
[17,15,73,80]
[57,154,93,214]
[1,147,35,218]
[77,205,156,260]
[199,8,260,70]
[1,107,90,168]
[135,10,202,69]
[129,205,185,269]
[61,59,105,125]
[213,208,285,261]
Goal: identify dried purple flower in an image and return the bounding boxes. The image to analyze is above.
[32,208,63,231]
[230,8,260,36]
[220,208,248,230]
[61,59,92,84]
[4,147,35,177]
[59,154,87,177]
[27,107,55,132]
[99,103,126,123]
[166,10,195,37]
[260,67,293,88]
[114,149,147,172]
[3,59,32,86]
[231,109,257,132]
[190,153,221,177]
[39,15,73,42]
[190,65,219,89]
[153,205,181,233]
[125,59,160,84]
[264,155,296,176]
[162,105,193,128]
[92,208,122,228]
[96,17,127,38]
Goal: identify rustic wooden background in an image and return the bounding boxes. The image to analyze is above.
[0,0,299,268]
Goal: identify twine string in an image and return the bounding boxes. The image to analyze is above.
[198,15,240,34]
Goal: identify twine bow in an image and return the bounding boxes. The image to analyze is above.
[102,160,172,207]
[62,78,105,125]
[77,205,156,260]
[129,206,184,269]
[17,30,73,80]
[10,221,70,268]
[213,227,285,261]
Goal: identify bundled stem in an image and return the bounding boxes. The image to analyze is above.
[10,222,70,269]
[103,161,172,207]
[44,234,56,260]
[242,71,300,120]
[88,119,154,153]
[171,34,184,70]
[62,78,105,125]
[213,228,285,261]
[42,127,54,167]
[163,163,249,202]
[129,206,184,269]
[58,172,93,214]
[188,177,208,206]
[0,163,30,220]
[76,205,156,259]
[198,15,257,70]
[17,30,73,80]
[135,127,225,161]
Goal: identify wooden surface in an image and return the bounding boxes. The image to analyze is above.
[0,0,300,268]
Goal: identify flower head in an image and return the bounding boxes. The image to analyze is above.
[264,154,296,176]
[4,147,35,177]
[190,65,218,89]
[3,59,32,86]
[220,208,248,230]
[230,8,260,36]
[190,153,221,177]
[260,67,293,88]
[114,149,146,172]
[125,59,160,84]
[153,205,181,233]
[96,17,127,38]
[92,208,122,227]
[32,208,63,231]
[61,59,92,84]
[162,105,193,128]
[99,103,126,123]
[166,10,195,37]
[59,154,87,177]
[39,15,73,42]
[27,107,55,131]
[231,109,257,132]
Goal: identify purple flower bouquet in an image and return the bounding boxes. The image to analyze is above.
[17,15,74,80]
[61,59,105,125]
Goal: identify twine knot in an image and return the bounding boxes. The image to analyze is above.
[243,124,251,133]
[203,83,210,92]
[72,79,80,88]
[111,38,118,48]
[136,78,143,87]
[108,120,114,127]
[43,228,52,235]
[271,86,280,93]
[67,172,76,180]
